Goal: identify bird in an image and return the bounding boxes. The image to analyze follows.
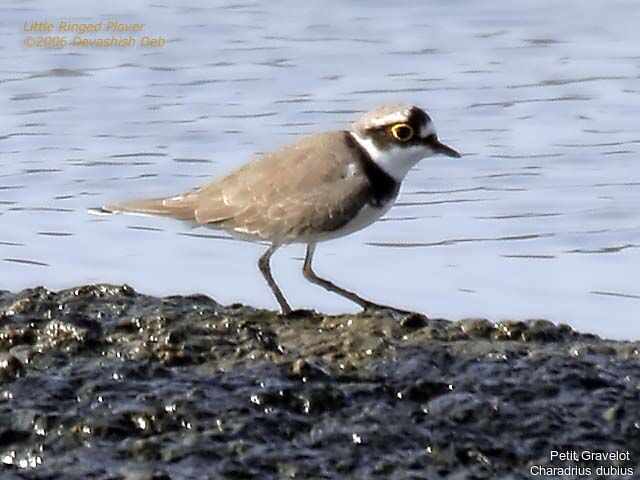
[100,104,460,315]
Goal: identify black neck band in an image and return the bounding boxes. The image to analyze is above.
[344,132,400,207]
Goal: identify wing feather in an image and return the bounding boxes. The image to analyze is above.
[104,131,372,241]
[191,131,371,240]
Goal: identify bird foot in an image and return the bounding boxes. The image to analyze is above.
[279,308,317,319]
[361,302,414,316]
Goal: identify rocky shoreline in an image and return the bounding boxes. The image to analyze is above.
[0,284,638,479]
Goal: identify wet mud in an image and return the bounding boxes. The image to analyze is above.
[0,284,638,479]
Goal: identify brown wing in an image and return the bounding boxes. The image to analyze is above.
[192,130,371,241]
[105,131,372,242]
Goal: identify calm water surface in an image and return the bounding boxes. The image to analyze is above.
[1,0,639,339]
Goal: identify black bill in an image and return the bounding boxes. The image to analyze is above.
[424,134,461,158]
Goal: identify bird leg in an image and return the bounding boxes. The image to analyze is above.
[302,243,412,314]
[258,244,292,314]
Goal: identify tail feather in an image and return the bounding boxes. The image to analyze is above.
[102,196,197,221]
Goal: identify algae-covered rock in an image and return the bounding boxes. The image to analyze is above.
[0,284,638,479]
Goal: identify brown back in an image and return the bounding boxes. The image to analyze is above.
[108,131,372,242]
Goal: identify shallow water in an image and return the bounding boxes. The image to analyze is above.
[1,0,639,339]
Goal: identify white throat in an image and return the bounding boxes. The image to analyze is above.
[349,131,431,182]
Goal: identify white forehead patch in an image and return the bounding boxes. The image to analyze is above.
[420,121,436,138]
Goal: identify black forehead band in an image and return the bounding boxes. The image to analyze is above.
[407,107,431,127]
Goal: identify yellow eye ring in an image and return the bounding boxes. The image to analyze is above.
[390,123,414,142]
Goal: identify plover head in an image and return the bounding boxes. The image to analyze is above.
[350,103,460,182]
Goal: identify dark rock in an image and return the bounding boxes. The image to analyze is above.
[0,283,638,479]
[0,354,25,383]
[400,312,429,329]
[456,318,493,339]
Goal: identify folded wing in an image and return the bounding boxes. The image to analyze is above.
[104,131,371,242]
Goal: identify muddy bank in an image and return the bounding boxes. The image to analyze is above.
[0,284,638,479]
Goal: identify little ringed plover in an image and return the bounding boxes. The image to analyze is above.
[101,104,460,314]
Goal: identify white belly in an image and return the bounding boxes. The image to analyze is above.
[311,199,396,242]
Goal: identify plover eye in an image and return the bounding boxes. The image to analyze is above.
[390,123,414,142]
